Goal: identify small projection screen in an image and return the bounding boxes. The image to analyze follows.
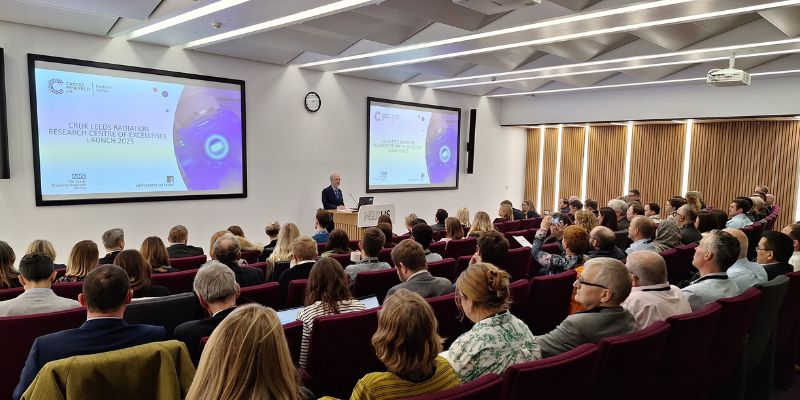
[28,54,247,206]
[367,97,460,193]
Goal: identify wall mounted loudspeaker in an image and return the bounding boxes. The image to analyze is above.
[466,109,476,174]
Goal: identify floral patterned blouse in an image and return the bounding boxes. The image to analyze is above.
[446,311,541,383]
[531,229,585,275]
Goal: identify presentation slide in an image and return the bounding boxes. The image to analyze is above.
[367,98,460,192]
[29,55,245,205]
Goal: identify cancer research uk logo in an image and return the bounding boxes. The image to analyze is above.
[48,78,64,94]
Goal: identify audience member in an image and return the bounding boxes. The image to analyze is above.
[781,224,800,271]
[321,228,351,256]
[57,240,99,283]
[174,261,240,365]
[431,209,448,231]
[748,196,767,221]
[675,205,702,244]
[626,216,657,255]
[695,210,717,233]
[754,185,769,196]
[140,236,178,273]
[411,223,443,263]
[627,189,641,203]
[501,200,525,221]
[608,199,630,230]
[726,198,753,229]
[312,209,332,244]
[185,304,302,400]
[14,265,166,400]
[0,241,21,289]
[586,226,626,260]
[440,217,465,242]
[559,198,571,214]
[0,252,80,317]
[166,225,204,259]
[456,207,471,227]
[259,221,281,261]
[521,200,541,219]
[757,231,794,280]
[404,213,419,233]
[114,250,170,298]
[98,228,125,264]
[377,222,395,248]
[765,193,775,213]
[353,289,459,399]
[682,230,741,311]
[297,257,366,368]
[467,211,494,237]
[26,239,63,269]
[447,263,540,382]
[495,203,515,223]
[227,225,245,237]
[653,217,682,252]
[622,252,691,329]
[568,199,584,214]
[388,239,452,298]
[268,223,301,264]
[536,257,637,357]
[278,236,318,304]
[532,218,588,275]
[626,203,645,222]
[584,199,599,216]
[208,230,229,258]
[344,227,392,286]
[574,209,598,234]
[685,191,704,212]
[214,235,264,288]
[644,202,662,224]
[723,228,767,291]
[597,207,619,231]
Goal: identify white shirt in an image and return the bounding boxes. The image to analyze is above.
[626,239,658,255]
[727,258,768,292]
[726,214,753,229]
[622,283,692,329]
[681,272,741,311]
[789,251,800,272]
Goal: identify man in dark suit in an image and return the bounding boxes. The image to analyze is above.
[278,236,318,308]
[13,265,165,399]
[98,227,125,265]
[586,226,626,260]
[214,235,264,288]
[430,209,448,232]
[322,172,345,210]
[757,231,794,280]
[387,239,452,298]
[501,200,524,221]
[676,205,702,244]
[174,261,239,365]
[166,225,205,259]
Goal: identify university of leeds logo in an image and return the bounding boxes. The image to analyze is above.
[48,78,64,94]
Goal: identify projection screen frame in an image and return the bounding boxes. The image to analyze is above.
[28,53,247,206]
[366,97,461,194]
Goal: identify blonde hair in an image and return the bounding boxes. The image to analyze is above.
[291,236,318,261]
[209,231,230,258]
[26,239,56,261]
[685,191,703,212]
[456,208,470,228]
[404,213,419,232]
[372,289,442,382]
[140,236,169,269]
[574,210,598,234]
[187,304,299,400]
[269,223,300,263]
[456,263,511,312]
[499,204,514,222]
[66,240,99,278]
[469,211,495,236]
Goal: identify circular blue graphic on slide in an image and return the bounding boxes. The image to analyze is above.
[204,134,230,160]
[439,145,451,163]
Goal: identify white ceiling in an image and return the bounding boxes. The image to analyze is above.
[2,0,799,96]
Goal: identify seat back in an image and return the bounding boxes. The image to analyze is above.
[51,281,84,300]
[352,268,400,304]
[378,247,393,266]
[503,220,521,232]
[674,242,699,279]
[508,279,528,318]
[329,253,353,268]
[428,258,456,281]
[454,256,472,280]
[774,271,800,388]
[445,237,477,260]
[283,320,303,366]
[406,373,502,400]
[239,249,261,264]
[429,241,447,257]
[746,222,764,260]
[595,321,671,400]
[306,308,383,398]
[745,276,789,370]
[505,247,531,281]
[504,230,528,249]
[659,248,686,285]
[0,287,24,301]
[124,293,204,338]
[501,344,601,400]
[317,242,327,255]
[150,269,199,295]
[392,234,411,244]
[426,293,473,350]
[286,279,309,309]
[349,239,361,251]
[238,282,281,309]
[523,269,577,335]
[614,230,631,250]
[519,218,542,230]
[0,307,86,400]
[168,255,207,270]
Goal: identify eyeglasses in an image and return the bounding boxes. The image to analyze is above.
[755,247,772,252]
[576,273,608,289]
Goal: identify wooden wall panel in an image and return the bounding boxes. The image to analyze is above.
[524,128,540,204]
[630,123,686,218]
[688,121,800,229]
[559,127,585,199]
[540,128,559,212]
[586,125,626,205]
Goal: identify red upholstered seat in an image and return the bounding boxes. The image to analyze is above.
[238,281,280,309]
[429,241,447,257]
[504,230,528,249]
[505,247,531,281]
[240,249,261,264]
[425,292,472,350]
[444,237,477,260]
[168,255,207,270]
[316,242,327,255]
[503,221,521,232]
[774,271,800,389]
[392,234,411,244]
[51,281,84,300]
[406,372,502,400]
[0,287,24,301]
[428,258,456,281]
[285,279,308,309]
[378,247,393,266]
[150,269,198,295]
[349,239,361,251]
[352,269,400,304]
[283,320,303,366]
[508,279,528,318]
[659,248,687,285]
[329,253,354,268]
[522,269,577,335]
[518,217,542,230]
[501,344,601,400]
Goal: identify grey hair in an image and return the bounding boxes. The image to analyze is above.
[194,260,238,303]
[213,234,240,263]
[102,228,124,249]
[626,251,667,286]
[705,230,740,271]
[585,257,632,305]
[607,199,628,215]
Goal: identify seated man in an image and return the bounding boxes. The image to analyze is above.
[387,239,452,298]
[682,230,741,311]
[166,225,204,259]
[430,209,448,232]
[726,198,753,229]
[278,236,319,305]
[584,199,599,216]
[626,216,658,255]
[174,261,239,365]
[502,200,525,221]
[312,209,332,244]
[0,252,80,317]
[411,223,443,263]
[723,228,767,291]
[757,231,795,280]
[675,205,702,244]
[622,251,691,329]
[214,235,264,288]
[644,202,662,224]
[626,203,645,222]
[586,226,626,260]
[98,228,125,264]
[345,227,392,286]
[535,257,637,357]
[781,224,800,271]
[13,265,166,399]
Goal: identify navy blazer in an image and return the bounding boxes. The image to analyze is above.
[14,318,165,399]
[322,185,344,210]
[222,261,265,288]
[167,243,205,259]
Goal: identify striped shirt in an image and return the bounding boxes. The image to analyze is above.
[297,299,366,368]
[350,356,460,400]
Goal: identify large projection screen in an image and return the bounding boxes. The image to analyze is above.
[367,97,460,193]
[28,54,246,206]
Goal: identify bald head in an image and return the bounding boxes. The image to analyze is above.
[584,257,632,306]
[722,228,749,260]
[626,251,668,286]
[765,193,775,206]
[590,226,616,250]
[630,216,656,240]
[213,234,240,263]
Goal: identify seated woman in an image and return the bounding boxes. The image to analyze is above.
[521,200,541,219]
[351,289,460,400]
[259,221,281,262]
[114,249,170,298]
[0,241,21,289]
[493,203,515,224]
[140,236,179,273]
[597,207,618,231]
[695,210,717,233]
[404,213,419,234]
[468,211,495,238]
[26,239,65,270]
[653,218,682,252]
[531,218,589,276]
[321,229,351,256]
[665,196,687,218]
[574,210,598,235]
[446,263,540,383]
[377,223,396,249]
[57,240,99,283]
[456,207,470,229]
[297,257,366,368]
[187,303,306,400]
[439,217,465,242]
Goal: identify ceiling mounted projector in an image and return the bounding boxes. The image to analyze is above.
[707,53,751,87]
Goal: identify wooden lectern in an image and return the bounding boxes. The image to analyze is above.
[332,211,363,240]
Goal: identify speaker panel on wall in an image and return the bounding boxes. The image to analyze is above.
[466,109,476,174]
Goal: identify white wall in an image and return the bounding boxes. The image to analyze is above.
[0,21,527,263]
